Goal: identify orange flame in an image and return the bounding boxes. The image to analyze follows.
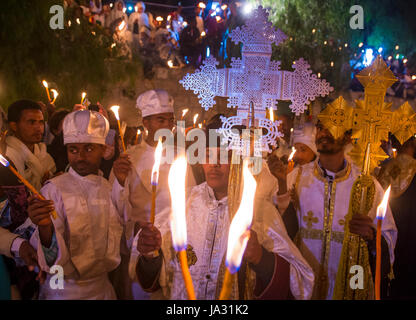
[288,147,296,161]
[168,156,188,251]
[110,105,120,120]
[225,160,257,273]
[376,185,391,219]
[193,114,199,126]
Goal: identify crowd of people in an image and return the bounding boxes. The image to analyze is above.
[0,88,415,300]
[64,0,246,70]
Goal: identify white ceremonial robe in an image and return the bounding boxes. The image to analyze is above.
[0,136,56,257]
[35,168,123,300]
[287,160,397,299]
[132,182,315,300]
[112,140,196,299]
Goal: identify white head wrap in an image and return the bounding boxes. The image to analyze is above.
[293,123,318,155]
[63,110,109,145]
[136,89,174,118]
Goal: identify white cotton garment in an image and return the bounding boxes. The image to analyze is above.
[132,181,315,300]
[289,160,397,299]
[35,168,123,300]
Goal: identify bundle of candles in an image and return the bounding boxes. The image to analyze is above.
[167,155,257,300]
[0,154,57,221]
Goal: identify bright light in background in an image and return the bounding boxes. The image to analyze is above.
[211,2,219,10]
[412,75,416,80]
[110,3,113,8]
[123,7,126,13]
[358,42,364,48]
[243,3,253,15]
[221,4,227,10]
[167,15,171,21]
[156,16,164,22]
[201,31,206,37]
[395,45,399,50]
[396,53,400,59]
[167,60,174,68]
[183,21,188,27]
[118,20,126,31]
[206,46,210,58]
[388,56,392,60]
[216,16,221,22]
[198,2,206,9]
[363,48,374,67]
[128,6,133,12]
[330,61,334,67]
[378,47,383,53]
[403,58,408,64]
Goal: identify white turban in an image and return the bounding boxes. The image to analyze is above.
[293,123,318,155]
[63,110,109,145]
[136,89,174,118]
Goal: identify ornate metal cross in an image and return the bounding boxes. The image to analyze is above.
[180,6,333,155]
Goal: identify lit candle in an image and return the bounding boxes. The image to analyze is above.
[135,129,141,145]
[150,138,163,225]
[0,154,56,221]
[198,123,202,129]
[219,160,257,300]
[269,107,274,122]
[42,80,51,102]
[81,92,87,105]
[181,108,189,120]
[168,156,196,300]
[375,185,391,300]
[289,127,294,146]
[193,114,199,128]
[198,2,206,9]
[287,147,296,173]
[392,148,397,158]
[50,89,59,104]
[110,105,126,153]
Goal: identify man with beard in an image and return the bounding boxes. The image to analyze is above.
[272,121,397,299]
[28,110,122,299]
[377,136,416,299]
[0,100,56,299]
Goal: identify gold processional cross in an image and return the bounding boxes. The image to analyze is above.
[318,55,416,172]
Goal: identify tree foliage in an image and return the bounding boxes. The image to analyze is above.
[0,0,142,110]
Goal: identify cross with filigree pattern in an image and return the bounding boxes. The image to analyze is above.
[318,55,416,171]
[180,6,333,155]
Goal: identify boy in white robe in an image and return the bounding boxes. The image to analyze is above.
[28,110,122,300]
[133,139,315,299]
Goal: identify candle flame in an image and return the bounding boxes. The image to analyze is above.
[137,129,141,135]
[198,123,202,128]
[111,105,120,120]
[0,154,10,167]
[156,16,164,22]
[168,156,188,251]
[151,138,163,186]
[182,109,189,118]
[221,4,227,10]
[288,147,296,161]
[269,107,274,122]
[193,114,199,125]
[81,92,86,100]
[118,20,126,31]
[51,89,58,100]
[201,31,206,37]
[42,80,48,89]
[198,2,206,9]
[225,160,257,273]
[215,16,221,22]
[376,185,391,219]
[167,60,174,68]
[76,18,80,24]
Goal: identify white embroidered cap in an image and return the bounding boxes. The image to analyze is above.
[63,110,109,145]
[136,89,174,118]
[293,123,318,155]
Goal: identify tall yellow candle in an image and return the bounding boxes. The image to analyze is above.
[0,155,57,221]
[110,106,126,153]
[168,156,196,300]
[375,185,391,300]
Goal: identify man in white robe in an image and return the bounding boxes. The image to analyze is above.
[28,110,122,300]
[0,100,55,273]
[273,122,397,299]
[133,140,315,300]
[112,89,195,299]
